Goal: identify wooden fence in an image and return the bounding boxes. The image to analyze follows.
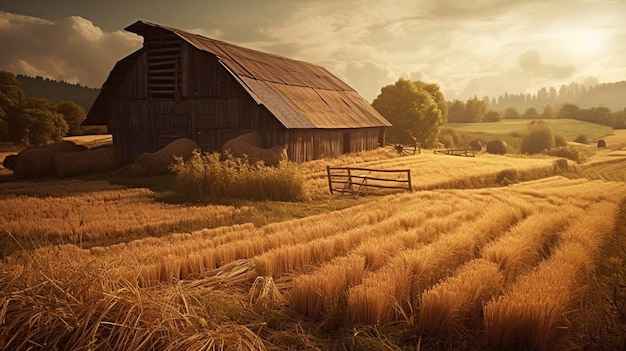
[326,166,412,196]
[434,148,475,157]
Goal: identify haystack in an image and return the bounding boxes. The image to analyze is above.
[122,138,199,176]
[13,141,87,179]
[486,140,507,155]
[54,145,122,178]
[469,140,482,152]
[221,133,287,166]
[2,154,18,171]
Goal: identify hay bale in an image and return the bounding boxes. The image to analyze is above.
[597,139,606,148]
[469,140,482,152]
[486,140,507,155]
[2,154,18,171]
[14,141,87,179]
[221,133,287,166]
[54,145,122,178]
[128,138,199,176]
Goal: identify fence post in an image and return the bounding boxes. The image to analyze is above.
[407,170,412,192]
[327,166,333,195]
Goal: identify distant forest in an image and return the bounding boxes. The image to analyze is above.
[16,74,100,112]
[488,81,626,112]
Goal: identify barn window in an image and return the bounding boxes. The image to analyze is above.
[146,35,182,99]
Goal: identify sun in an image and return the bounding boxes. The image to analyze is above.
[566,28,607,57]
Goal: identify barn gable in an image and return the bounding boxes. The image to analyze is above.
[85,20,390,163]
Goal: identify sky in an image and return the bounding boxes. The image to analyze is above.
[1,0,625,103]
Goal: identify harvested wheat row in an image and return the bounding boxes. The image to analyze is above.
[483,200,619,350]
[291,255,366,319]
[417,259,504,337]
[347,202,522,325]
[481,205,580,283]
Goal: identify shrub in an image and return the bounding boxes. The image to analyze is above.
[573,135,588,144]
[438,128,460,148]
[554,134,568,147]
[520,120,554,155]
[545,146,588,164]
[170,150,310,202]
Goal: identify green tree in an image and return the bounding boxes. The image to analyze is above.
[482,110,502,122]
[503,107,520,119]
[522,107,540,119]
[10,97,69,145]
[557,103,580,119]
[56,100,86,135]
[372,78,447,147]
[464,96,486,122]
[447,100,466,122]
[541,105,554,119]
[0,71,26,140]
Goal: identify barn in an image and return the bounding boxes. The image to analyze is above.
[83,20,391,164]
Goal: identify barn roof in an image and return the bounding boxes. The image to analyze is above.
[85,20,390,129]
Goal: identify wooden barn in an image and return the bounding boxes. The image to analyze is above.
[83,20,391,164]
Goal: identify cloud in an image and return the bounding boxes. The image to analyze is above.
[0,11,141,87]
[518,49,576,79]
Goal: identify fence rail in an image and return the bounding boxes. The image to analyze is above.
[326,166,412,196]
[434,148,475,157]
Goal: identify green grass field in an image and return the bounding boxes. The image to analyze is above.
[445,119,613,142]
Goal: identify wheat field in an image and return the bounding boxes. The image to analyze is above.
[1,133,626,350]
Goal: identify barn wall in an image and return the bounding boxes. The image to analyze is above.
[282,127,384,163]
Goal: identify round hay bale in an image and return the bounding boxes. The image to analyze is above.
[469,139,482,151]
[486,140,507,155]
[14,141,87,179]
[597,139,606,148]
[2,154,18,171]
[131,138,199,176]
[54,145,122,178]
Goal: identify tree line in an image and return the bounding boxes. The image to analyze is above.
[447,96,626,129]
[0,71,87,146]
[16,74,100,112]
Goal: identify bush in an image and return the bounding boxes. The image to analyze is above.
[438,128,460,148]
[520,120,554,155]
[170,150,310,202]
[545,146,588,164]
[554,134,568,147]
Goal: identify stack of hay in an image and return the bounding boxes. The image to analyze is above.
[13,141,87,179]
[54,145,122,178]
[120,138,199,176]
[221,132,287,166]
[486,140,507,155]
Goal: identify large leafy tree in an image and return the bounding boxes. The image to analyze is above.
[0,70,73,145]
[447,100,466,122]
[464,96,487,123]
[372,78,447,147]
[56,100,86,135]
